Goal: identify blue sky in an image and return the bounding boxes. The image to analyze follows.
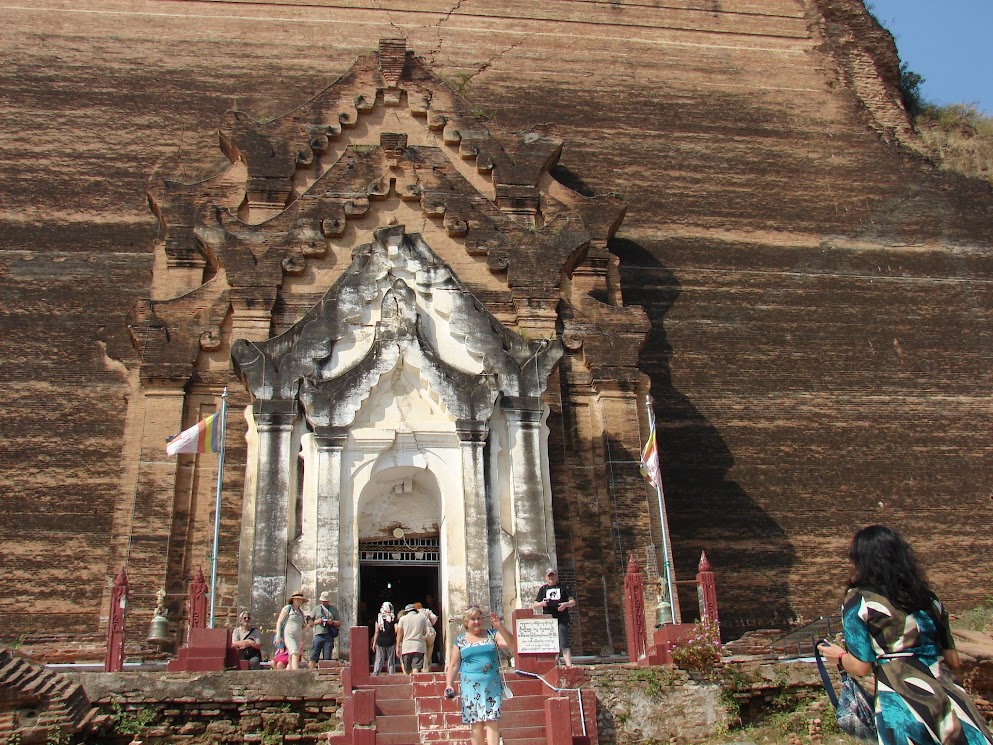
[865,0,993,114]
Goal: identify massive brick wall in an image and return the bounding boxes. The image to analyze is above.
[1,0,991,647]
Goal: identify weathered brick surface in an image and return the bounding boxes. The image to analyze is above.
[75,669,342,743]
[1,0,992,655]
[0,647,106,740]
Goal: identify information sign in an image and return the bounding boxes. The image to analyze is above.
[515,617,560,654]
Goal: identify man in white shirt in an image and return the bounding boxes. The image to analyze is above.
[396,603,430,675]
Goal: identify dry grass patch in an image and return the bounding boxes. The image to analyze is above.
[915,104,993,186]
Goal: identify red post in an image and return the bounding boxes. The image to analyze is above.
[350,625,371,682]
[104,568,128,672]
[696,552,719,627]
[623,555,647,662]
[188,567,208,631]
[545,696,573,745]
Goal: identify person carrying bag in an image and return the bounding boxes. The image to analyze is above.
[817,525,993,745]
[814,640,876,741]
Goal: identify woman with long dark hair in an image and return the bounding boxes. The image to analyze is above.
[819,525,993,744]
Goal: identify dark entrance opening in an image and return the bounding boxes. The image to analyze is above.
[358,563,440,627]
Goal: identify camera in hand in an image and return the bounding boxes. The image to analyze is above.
[444,687,456,699]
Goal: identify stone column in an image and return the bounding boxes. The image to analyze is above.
[457,419,492,609]
[502,397,555,606]
[314,427,348,644]
[249,399,298,634]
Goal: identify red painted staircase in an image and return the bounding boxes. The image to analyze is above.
[326,624,597,745]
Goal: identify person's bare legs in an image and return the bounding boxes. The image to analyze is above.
[289,653,301,670]
[469,722,485,745]
[484,722,500,745]
[562,647,572,667]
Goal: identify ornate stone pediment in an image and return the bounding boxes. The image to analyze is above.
[125,39,637,387]
[231,224,563,428]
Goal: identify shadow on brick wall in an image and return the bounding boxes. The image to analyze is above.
[612,237,797,640]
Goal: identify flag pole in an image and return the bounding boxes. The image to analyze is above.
[647,395,679,623]
[208,388,228,628]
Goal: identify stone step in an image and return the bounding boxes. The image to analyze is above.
[414,678,546,699]
[418,733,470,745]
[414,695,457,713]
[376,697,415,716]
[375,713,419,734]
[375,731,420,745]
[501,723,547,740]
[501,710,547,729]
[367,672,410,683]
[410,671,447,682]
[504,678,548,697]
[358,682,413,700]
[415,711,466,729]
[502,694,547,712]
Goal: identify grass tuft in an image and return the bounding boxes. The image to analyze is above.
[914,103,993,185]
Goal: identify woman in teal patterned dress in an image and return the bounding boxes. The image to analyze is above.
[819,525,993,745]
[444,606,516,745]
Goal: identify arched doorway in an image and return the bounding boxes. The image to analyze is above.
[356,470,442,637]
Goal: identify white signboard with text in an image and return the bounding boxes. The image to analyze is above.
[515,617,560,654]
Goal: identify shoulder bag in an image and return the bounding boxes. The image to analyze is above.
[814,645,876,742]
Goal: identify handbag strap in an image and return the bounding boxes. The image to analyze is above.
[814,645,841,709]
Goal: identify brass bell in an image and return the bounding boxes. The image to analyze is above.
[147,612,171,646]
[655,598,673,628]
[655,576,673,628]
[146,588,172,647]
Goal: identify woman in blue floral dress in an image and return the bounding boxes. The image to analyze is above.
[819,525,993,745]
[445,606,516,745]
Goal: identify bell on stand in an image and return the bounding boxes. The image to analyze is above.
[146,588,172,647]
[654,576,674,628]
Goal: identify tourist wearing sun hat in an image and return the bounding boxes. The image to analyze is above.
[274,590,308,670]
[307,590,341,669]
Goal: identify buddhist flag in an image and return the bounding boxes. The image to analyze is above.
[640,424,663,492]
[166,413,220,456]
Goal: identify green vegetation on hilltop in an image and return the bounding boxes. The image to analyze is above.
[866,3,993,186]
[913,103,993,186]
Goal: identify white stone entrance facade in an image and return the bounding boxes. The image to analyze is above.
[115,39,662,657]
[232,226,561,650]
